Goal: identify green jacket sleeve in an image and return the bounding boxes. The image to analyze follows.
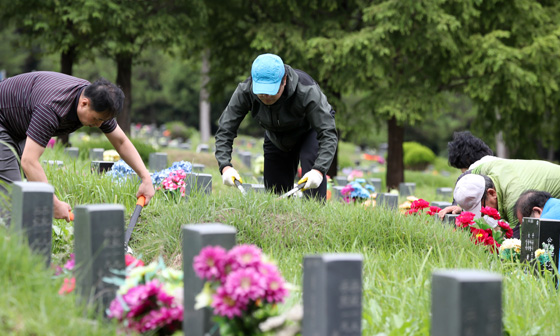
[214,83,251,173]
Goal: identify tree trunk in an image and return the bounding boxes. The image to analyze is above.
[495,131,508,158]
[386,116,404,191]
[58,45,77,146]
[199,49,211,144]
[116,53,133,134]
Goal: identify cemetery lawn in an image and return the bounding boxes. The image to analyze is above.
[3,144,560,335]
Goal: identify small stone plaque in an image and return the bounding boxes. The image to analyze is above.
[11,182,54,266]
[431,269,502,336]
[431,201,452,209]
[334,176,348,186]
[436,187,453,200]
[149,152,168,172]
[42,160,64,168]
[250,184,266,193]
[443,214,459,226]
[238,152,252,169]
[91,161,115,174]
[377,193,398,210]
[303,254,362,336]
[368,178,382,193]
[331,186,345,201]
[399,182,416,197]
[89,148,104,161]
[192,163,205,172]
[184,173,212,198]
[74,204,125,311]
[196,144,209,153]
[182,223,236,336]
[64,147,80,159]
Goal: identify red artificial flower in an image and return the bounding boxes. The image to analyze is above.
[411,199,430,210]
[427,206,442,216]
[406,208,419,215]
[456,212,476,228]
[125,254,145,268]
[58,277,76,295]
[470,228,489,244]
[480,206,501,220]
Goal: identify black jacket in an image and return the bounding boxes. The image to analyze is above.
[215,65,338,174]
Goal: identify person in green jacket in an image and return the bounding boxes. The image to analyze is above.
[440,159,560,238]
[214,53,338,200]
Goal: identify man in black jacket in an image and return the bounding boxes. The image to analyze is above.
[214,54,337,200]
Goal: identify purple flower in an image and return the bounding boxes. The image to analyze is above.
[193,246,228,281]
[263,268,289,303]
[138,306,183,334]
[224,268,266,302]
[211,286,247,319]
[64,254,75,271]
[228,244,262,269]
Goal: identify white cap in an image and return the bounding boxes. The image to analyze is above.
[454,174,485,218]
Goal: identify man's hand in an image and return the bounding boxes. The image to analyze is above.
[298,169,323,191]
[54,199,72,222]
[222,166,242,186]
[438,205,462,220]
[137,179,155,205]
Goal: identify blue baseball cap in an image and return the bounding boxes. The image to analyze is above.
[251,54,285,95]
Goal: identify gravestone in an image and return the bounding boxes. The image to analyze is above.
[184,173,212,198]
[331,186,345,201]
[239,152,252,169]
[64,147,80,159]
[443,214,459,226]
[250,184,266,193]
[521,217,560,268]
[178,142,191,150]
[192,163,205,173]
[196,144,209,153]
[89,148,104,161]
[256,176,264,184]
[91,161,115,174]
[334,176,348,186]
[431,269,502,336]
[377,193,398,210]
[431,201,452,209]
[74,204,125,311]
[399,182,416,197]
[42,160,64,168]
[11,182,54,266]
[436,187,453,201]
[182,223,237,336]
[368,178,382,193]
[149,152,168,172]
[303,254,362,336]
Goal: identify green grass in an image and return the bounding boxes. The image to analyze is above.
[3,143,560,335]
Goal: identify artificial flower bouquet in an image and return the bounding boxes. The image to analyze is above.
[499,238,521,262]
[107,255,184,335]
[193,244,291,336]
[341,178,375,204]
[403,198,441,216]
[159,169,187,196]
[455,206,513,252]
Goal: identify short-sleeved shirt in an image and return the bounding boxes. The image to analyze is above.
[0,71,116,147]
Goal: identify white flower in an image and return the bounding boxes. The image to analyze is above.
[499,238,521,253]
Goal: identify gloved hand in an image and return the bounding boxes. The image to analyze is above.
[222,166,243,186]
[298,169,323,191]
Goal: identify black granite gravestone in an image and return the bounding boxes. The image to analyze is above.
[182,223,237,336]
[74,204,125,311]
[431,269,502,336]
[149,152,168,172]
[303,254,362,336]
[91,161,115,174]
[521,217,560,269]
[11,182,54,266]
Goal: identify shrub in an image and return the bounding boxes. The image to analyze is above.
[164,121,196,141]
[403,142,435,171]
[76,138,156,163]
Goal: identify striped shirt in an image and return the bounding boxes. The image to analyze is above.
[0,71,117,147]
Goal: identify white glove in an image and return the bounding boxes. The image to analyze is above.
[298,169,323,191]
[222,167,242,187]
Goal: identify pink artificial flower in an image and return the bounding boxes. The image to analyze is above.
[405,208,419,215]
[211,286,247,319]
[124,280,162,317]
[224,268,267,302]
[193,246,228,281]
[481,206,501,220]
[341,185,354,196]
[228,244,263,269]
[47,138,56,148]
[64,253,75,271]
[410,199,430,210]
[427,206,442,216]
[138,306,183,334]
[58,277,75,295]
[125,254,145,268]
[262,267,289,303]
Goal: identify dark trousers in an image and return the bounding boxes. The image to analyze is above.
[263,129,327,201]
[0,126,25,220]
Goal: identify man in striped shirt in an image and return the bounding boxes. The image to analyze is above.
[0,71,154,221]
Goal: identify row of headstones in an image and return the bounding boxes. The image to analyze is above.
[9,181,504,335]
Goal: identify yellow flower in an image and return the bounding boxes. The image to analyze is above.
[194,282,214,310]
[535,249,545,258]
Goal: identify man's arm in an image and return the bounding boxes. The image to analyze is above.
[21,137,72,221]
[105,125,155,204]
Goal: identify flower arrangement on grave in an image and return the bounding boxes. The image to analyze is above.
[341,178,375,204]
[159,169,187,196]
[499,238,521,262]
[535,242,555,269]
[193,244,292,336]
[455,207,514,252]
[107,256,183,336]
[103,149,121,162]
[401,198,442,216]
[55,253,76,295]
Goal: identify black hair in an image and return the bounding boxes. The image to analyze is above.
[447,131,493,169]
[83,78,124,118]
[480,175,495,206]
[514,190,552,219]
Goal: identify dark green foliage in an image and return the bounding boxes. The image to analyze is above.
[164,121,196,141]
[403,142,436,171]
[76,138,156,162]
